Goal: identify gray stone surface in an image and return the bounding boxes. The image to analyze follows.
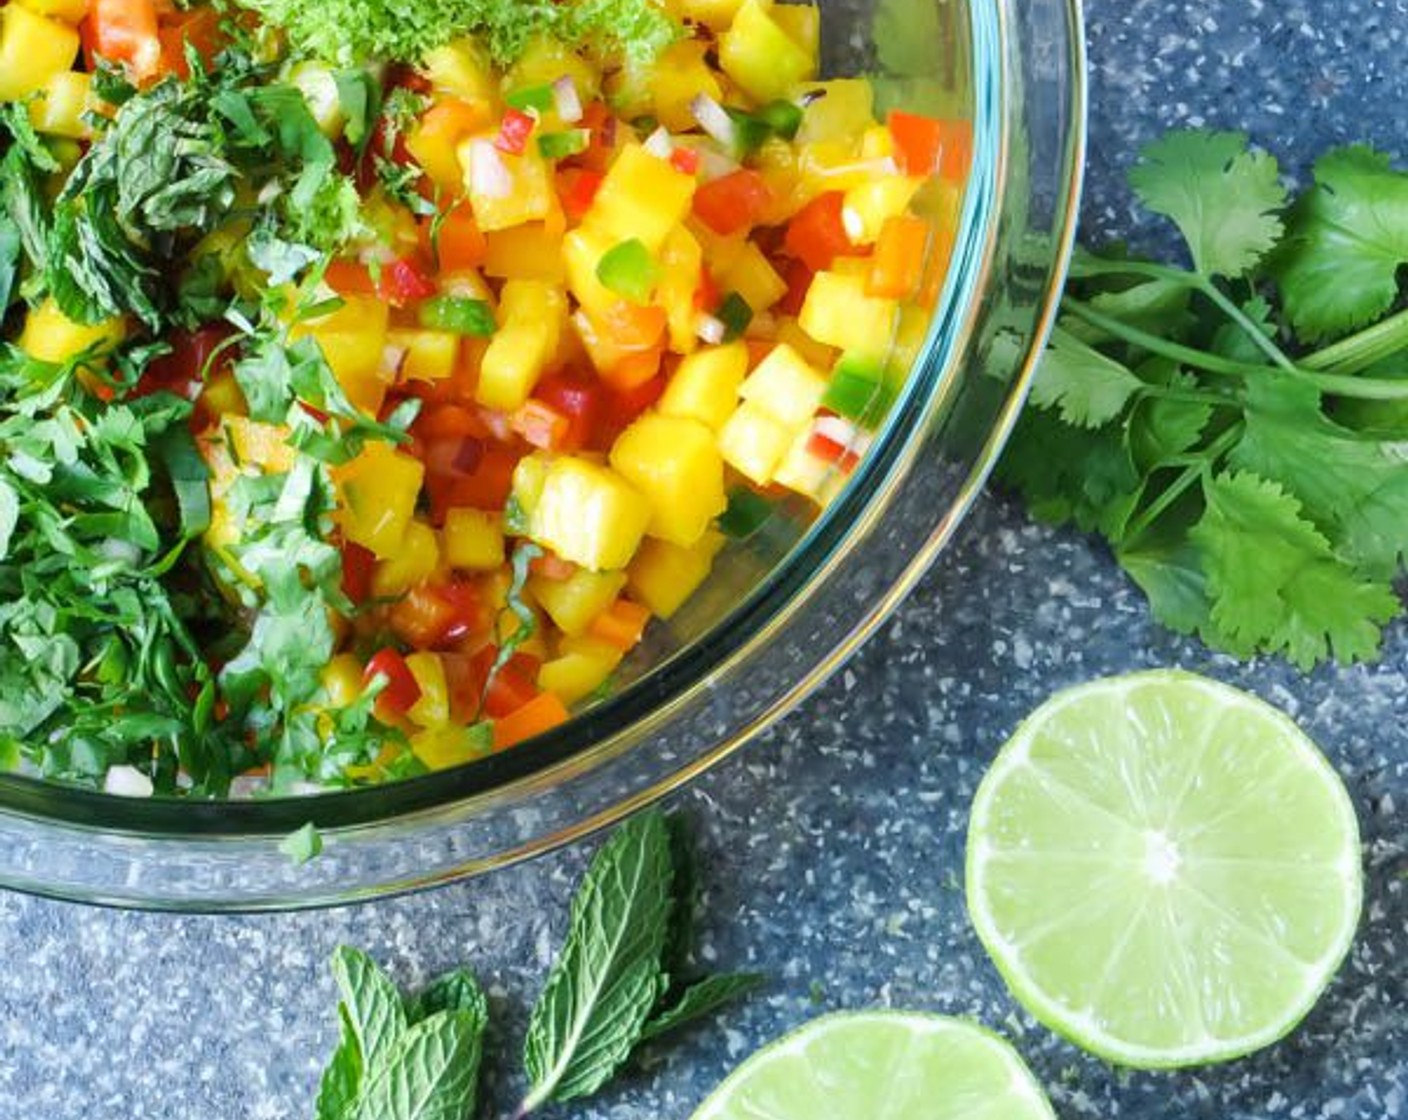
[2,1,1406,1118]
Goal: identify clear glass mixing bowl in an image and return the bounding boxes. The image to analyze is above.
[0,0,1086,910]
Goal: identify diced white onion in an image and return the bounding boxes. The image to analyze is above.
[694,145,739,182]
[104,765,154,798]
[469,139,513,199]
[552,75,583,124]
[643,125,674,159]
[695,315,727,345]
[690,93,736,150]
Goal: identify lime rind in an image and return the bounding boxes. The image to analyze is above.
[966,669,1363,1069]
[690,1010,1056,1120]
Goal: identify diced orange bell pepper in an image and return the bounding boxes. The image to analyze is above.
[82,0,162,81]
[867,214,930,301]
[588,598,652,651]
[692,169,772,237]
[492,690,570,750]
[887,111,973,181]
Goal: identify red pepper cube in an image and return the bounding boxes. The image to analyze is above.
[495,108,538,156]
[364,648,422,715]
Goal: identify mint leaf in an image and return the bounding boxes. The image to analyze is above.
[279,821,323,865]
[1191,472,1398,668]
[408,968,489,1029]
[1272,145,1408,341]
[1029,327,1144,428]
[333,946,409,1076]
[520,810,674,1111]
[639,973,765,1042]
[1129,130,1285,277]
[353,1010,481,1120]
[315,1007,364,1120]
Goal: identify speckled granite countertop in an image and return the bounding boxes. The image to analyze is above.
[2,2,1405,1118]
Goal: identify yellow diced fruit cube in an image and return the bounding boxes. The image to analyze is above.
[660,341,748,431]
[718,241,788,312]
[770,2,820,58]
[681,0,746,31]
[320,654,365,709]
[459,136,553,232]
[291,295,392,415]
[739,343,827,427]
[18,298,126,363]
[27,70,91,138]
[842,176,924,245]
[586,144,696,253]
[610,413,727,547]
[530,569,627,636]
[333,443,425,558]
[528,457,651,571]
[718,0,815,104]
[773,426,832,500]
[538,637,623,705]
[16,0,90,24]
[405,652,450,727]
[483,223,567,283]
[0,3,78,102]
[563,226,624,322]
[861,124,894,161]
[510,453,552,520]
[477,280,567,410]
[224,416,297,474]
[799,271,898,361]
[422,38,496,102]
[648,40,724,132]
[371,520,441,599]
[797,79,875,145]
[627,531,726,619]
[717,400,793,485]
[389,329,460,383]
[504,36,600,105]
[776,316,838,371]
[412,723,491,770]
[657,225,704,354]
[443,508,505,570]
[197,369,248,423]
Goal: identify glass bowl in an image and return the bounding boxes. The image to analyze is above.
[0,0,1086,910]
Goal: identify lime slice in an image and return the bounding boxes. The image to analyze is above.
[690,1011,1055,1120]
[967,670,1362,1069]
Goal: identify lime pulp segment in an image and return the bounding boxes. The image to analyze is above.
[690,1011,1056,1120]
[966,670,1363,1068]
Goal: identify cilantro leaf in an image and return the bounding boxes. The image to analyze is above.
[1191,472,1398,668]
[1117,535,1211,638]
[1271,145,1408,341]
[1029,326,1144,428]
[1129,130,1286,277]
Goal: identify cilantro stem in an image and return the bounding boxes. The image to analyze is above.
[1062,300,1408,401]
[1139,383,1239,409]
[1301,307,1408,376]
[1121,423,1243,546]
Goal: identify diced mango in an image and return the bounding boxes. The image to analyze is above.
[530,569,627,636]
[717,399,793,485]
[842,176,924,245]
[224,415,298,473]
[771,2,820,58]
[483,223,567,283]
[411,723,491,769]
[459,135,553,232]
[797,80,875,145]
[503,36,600,106]
[333,442,425,558]
[649,40,724,132]
[627,531,726,619]
[657,225,704,354]
[776,316,838,371]
[443,508,506,570]
[405,652,450,727]
[389,328,460,383]
[291,295,392,415]
[0,3,79,102]
[586,144,696,253]
[528,457,651,571]
[681,0,746,31]
[799,270,898,361]
[320,653,365,709]
[27,70,91,138]
[18,298,126,363]
[718,241,788,312]
[422,38,496,103]
[610,413,727,547]
[477,279,567,410]
[562,226,624,322]
[718,0,814,104]
[371,520,441,598]
[538,636,623,705]
[16,0,90,24]
[659,341,749,431]
[739,343,827,427]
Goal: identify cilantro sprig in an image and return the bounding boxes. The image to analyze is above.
[1000,129,1408,669]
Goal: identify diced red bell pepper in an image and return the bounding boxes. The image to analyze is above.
[692,169,771,236]
[557,168,605,222]
[388,585,458,648]
[532,373,601,452]
[806,429,861,471]
[413,403,491,443]
[510,400,571,451]
[495,108,537,156]
[136,325,231,400]
[364,648,422,715]
[425,446,521,521]
[887,111,973,180]
[157,6,223,78]
[83,0,163,82]
[784,191,852,272]
[693,268,721,313]
[340,542,377,604]
[381,257,438,305]
[472,647,543,720]
[777,256,814,316]
[669,147,701,176]
[577,101,618,172]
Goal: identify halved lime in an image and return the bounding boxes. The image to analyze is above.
[690,1011,1055,1120]
[966,670,1362,1069]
